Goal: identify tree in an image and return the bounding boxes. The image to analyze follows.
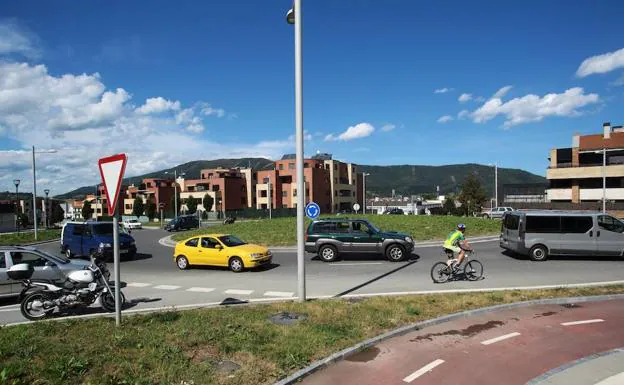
[458,174,487,216]
[203,194,214,212]
[50,202,65,225]
[132,197,145,219]
[146,201,157,221]
[82,200,93,220]
[443,196,456,215]
[186,195,198,215]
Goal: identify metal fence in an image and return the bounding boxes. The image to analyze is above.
[224,208,297,219]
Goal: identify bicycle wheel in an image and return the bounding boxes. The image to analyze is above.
[431,262,452,283]
[464,260,484,281]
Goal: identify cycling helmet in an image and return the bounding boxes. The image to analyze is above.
[458,223,466,231]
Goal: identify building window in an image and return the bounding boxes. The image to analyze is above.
[282,191,287,197]
[353,192,356,197]
[334,191,338,196]
[289,163,295,170]
[263,177,270,184]
[306,189,309,196]
[304,163,310,168]
[334,164,338,170]
[241,197,246,205]
[279,164,284,170]
[125,204,131,210]
[146,183,151,188]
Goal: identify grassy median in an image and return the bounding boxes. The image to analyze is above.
[1,286,623,385]
[171,215,501,245]
[0,229,61,246]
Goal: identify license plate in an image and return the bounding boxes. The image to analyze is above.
[120,249,128,254]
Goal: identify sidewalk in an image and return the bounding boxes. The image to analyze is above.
[296,298,624,385]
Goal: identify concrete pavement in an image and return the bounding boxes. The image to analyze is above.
[299,299,624,385]
[1,228,623,324]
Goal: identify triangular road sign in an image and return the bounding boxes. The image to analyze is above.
[98,154,128,216]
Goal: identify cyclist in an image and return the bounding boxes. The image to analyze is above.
[443,223,472,269]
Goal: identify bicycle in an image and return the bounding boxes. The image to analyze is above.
[430,248,484,283]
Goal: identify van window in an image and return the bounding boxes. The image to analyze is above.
[598,215,624,233]
[503,214,519,230]
[526,216,561,233]
[561,216,593,233]
[72,225,84,236]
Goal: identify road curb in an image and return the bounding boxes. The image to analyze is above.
[20,238,60,246]
[273,293,624,385]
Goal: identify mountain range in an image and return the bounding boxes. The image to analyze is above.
[54,158,546,200]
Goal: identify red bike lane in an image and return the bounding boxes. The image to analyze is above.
[300,299,624,385]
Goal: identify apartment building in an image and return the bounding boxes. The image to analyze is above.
[547,122,624,203]
[178,168,253,212]
[255,153,361,214]
[123,178,175,216]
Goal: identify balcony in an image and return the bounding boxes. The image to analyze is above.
[547,164,624,180]
[580,188,624,200]
[546,188,572,201]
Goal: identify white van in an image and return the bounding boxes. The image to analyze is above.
[500,211,624,261]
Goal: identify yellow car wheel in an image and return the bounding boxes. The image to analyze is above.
[176,255,190,270]
[229,257,244,273]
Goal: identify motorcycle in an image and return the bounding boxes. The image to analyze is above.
[8,248,125,321]
[223,216,237,225]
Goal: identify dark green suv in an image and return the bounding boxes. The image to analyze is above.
[305,218,414,262]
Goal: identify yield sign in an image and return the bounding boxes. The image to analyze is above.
[98,154,127,215]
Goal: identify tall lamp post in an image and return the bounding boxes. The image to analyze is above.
[287,0,306,302]
[363,173,370,214]
[13,179,20,233]
[165,170,186,220]
[44,189,50,229]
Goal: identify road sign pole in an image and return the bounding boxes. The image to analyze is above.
[113,215,121,326]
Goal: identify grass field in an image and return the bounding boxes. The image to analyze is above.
[0,286,622,385]
[0,229,61,246]
[171,215,501,246]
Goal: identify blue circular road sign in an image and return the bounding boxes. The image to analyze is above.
[305,202,320,219]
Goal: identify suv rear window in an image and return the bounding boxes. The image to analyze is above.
[311,221,350,233]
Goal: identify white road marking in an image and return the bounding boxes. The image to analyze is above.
[0,307,19,313]
[153,285,181,290]
[126,282,151,288]
[186,287,216,293]
[594,371,624,385]
[334,262,384,266]
[264,291,295,297]
[481,332,521,345]
[561,319,604,326]
[224,289,254,295]
[403,359,445,383]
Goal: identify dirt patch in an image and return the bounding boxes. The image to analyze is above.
[186,345,219,364]
[534,311,558,318]
[561,303,582,309]
[410,320,505,342]
[346,347,381,363]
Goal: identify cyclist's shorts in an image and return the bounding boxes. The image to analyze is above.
[444,246,461,255]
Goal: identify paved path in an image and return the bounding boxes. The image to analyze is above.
[300,299,624,385]
[1,228,624,324]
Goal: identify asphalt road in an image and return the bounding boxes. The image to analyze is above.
[1,228,623,324]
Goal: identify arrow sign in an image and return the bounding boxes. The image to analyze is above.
[305,202,320,219]
[98,154,127,216]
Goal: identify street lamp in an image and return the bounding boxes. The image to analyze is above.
[13,179,20,233]
[286,0,306,302]
[44,189,50,228]
[363,173,370,214]
[165,170,186,219]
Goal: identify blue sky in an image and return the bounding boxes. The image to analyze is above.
[1,0,624,193]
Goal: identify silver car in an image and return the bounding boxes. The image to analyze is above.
[0,246,90,298]
[480,206,514,219]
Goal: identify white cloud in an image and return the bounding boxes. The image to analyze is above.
[199,102,226,118]
[434,88,452,94]
[437,115,454,123]
[381,123,396,132]
[0,19,40,58]
[0,61,295,194]
[492,86,513,99]
[611,74,624,87]
[457,110,470,120]
[458,93,473,103]
[287,130,313,142]
[471,87,600,127]
[577,47,624,77]
[136,97,181,115]
[325,123,375,141]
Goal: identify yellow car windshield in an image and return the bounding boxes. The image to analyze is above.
[218,235,246,247]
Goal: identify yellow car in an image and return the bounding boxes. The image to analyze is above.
[173,234,272,272]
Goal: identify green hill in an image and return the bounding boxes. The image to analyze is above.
[55,159,546,200]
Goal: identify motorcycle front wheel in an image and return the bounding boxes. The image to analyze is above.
[100,290,126,312]
[21,292,55,321]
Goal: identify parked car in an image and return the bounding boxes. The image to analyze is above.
[164,215,199,232]
[305,218,414,262]
[0,246,90,298]
[123,219,142,230]
[384,208,405,215]
[500,210,624,261]
[173,234,272,272]
[480,206,514,219]
[61,221,137,260]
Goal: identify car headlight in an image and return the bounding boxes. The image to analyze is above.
[130,241,136,246]
[99,242,112,249]
[249,253,260,259]
[405,237,413,244]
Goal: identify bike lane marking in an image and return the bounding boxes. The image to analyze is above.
[561,319,604,326]
[481,332,521,345]
[402,359,445,383]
